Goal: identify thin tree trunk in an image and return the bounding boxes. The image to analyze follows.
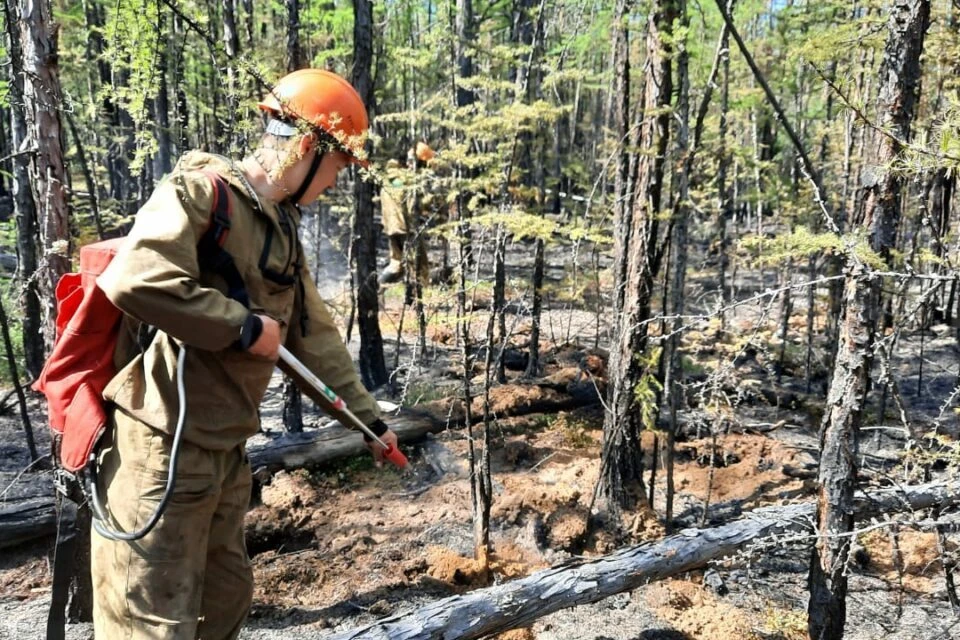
[351,0,387,389]
[829,14,874,363]
[155,6,173,177]
[285,0,302,71]
[279,0,305,431]
[64,111,104,240]
[0,295,36,461]
[716,2,733,320]
[663,0,691,532]
[282,379,304,433]
[453,0,475,267]
[241,0,254,51]
[2,0,43,378]
[807,3,930,638]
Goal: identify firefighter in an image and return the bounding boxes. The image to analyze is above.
[378,141,435,285]
[91,69,398,639]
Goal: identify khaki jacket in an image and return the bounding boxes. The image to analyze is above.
[98,152,380,450]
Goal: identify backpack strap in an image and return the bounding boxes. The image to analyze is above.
[196,170,250,309]
[45,488,78,640]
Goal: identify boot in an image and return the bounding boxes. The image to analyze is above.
[380,259,404,284]
[379,235,406,285]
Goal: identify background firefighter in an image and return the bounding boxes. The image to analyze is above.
[378,141,436,287]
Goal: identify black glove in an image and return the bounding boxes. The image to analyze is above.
[362,419,390,443]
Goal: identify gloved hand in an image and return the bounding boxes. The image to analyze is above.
[243,314,281,360]
[363,419,399,468]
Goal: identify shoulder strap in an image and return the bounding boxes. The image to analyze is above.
[196,170,250,309]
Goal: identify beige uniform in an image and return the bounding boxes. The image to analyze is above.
[380,170,409,239]
[92,151,379,639]
[378,166,429,283]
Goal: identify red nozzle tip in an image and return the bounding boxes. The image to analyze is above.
[383,445,408,469]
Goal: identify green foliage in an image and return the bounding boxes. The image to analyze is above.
[739,227,842,267]
[401,380,453,407]
[469,210,557,242]
[793,7,886,66]
[560,220,613,246]
[305,1,354,69]
[101,0,163,173]
[554,412,595,449]
[633,347,664,432]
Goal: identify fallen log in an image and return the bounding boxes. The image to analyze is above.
[0,472,55,549]
[247,408,446,472]
[249,378,602,473]
[328,480,960,640]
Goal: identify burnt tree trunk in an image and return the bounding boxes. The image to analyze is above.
[807,2,930,639]
[280,0,306,430]
[453,0,475,267]
[285,0,302,71]
[715,2,733,314]
[599,0,635,511]
[663,0,691,531]
[351,0,387,389]
[600,0,676,512]
[155,7,173,177]
[20,0,70,353]
[221,0,240,151]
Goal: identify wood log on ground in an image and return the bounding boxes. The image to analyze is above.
[249,380,601,473]
[0,472,55,549]
[247,408,446,472]
[328,480,960,640]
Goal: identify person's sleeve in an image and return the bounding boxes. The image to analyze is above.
[285,267,381,427]
[97,171,251,351]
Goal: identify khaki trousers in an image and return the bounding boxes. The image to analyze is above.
[91,410,253,639]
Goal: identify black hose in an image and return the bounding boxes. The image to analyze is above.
[89,344,189,541]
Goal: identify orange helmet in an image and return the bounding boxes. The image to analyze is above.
[414,141,435,163]
[259,69,369,165]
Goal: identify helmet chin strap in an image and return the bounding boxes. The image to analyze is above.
[288,147,325,205]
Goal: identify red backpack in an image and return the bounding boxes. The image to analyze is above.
[32,238,126,472]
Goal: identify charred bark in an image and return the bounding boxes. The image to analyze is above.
[808,3,930,638]
[600,0,676,512]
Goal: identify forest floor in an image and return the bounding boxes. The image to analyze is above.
[2,230,960,639]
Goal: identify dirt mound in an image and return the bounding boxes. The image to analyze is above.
[246,471,322,555]
[472,385,570,417]
[424,540,546,590]
[664,433,811,506]
[646,579,755,639]
[425,546,487,587]
[495,476,581,523]
[860,529,952,594]
[260,470,322,511]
